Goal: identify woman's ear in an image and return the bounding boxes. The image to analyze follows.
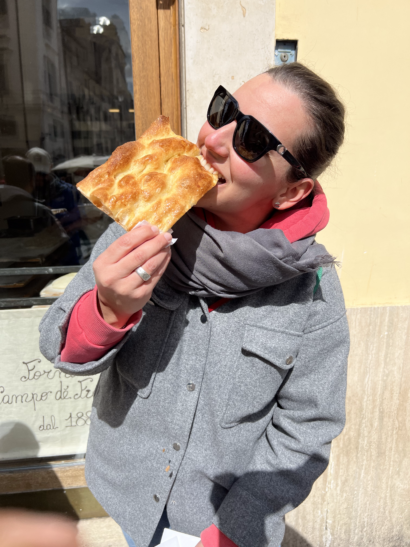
[272,178,315,210]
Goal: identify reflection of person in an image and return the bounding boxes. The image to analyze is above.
[40,64,349,547]
[26,148,83,264]
[0,510,78,547]
[0,156,58,233]
[2,156,35,194]
[25,148,80,218]
[0,156,69,267]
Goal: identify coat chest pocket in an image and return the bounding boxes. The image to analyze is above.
[221,324,303,428]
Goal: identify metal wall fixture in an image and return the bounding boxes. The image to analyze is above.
[274,40,298,65]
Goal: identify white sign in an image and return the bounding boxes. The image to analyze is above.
[0,308,98,460]
[159,529,200,547]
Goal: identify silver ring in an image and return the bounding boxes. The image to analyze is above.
[136,266,151,282]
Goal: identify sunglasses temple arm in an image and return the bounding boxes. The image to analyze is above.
[282,149,309,178]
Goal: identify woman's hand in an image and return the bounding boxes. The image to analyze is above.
[0,510,79,547]
[93,224,172,328]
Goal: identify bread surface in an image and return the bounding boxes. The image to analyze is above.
[77,116,218,232]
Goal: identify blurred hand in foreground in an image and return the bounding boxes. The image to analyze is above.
[0,510,79,547]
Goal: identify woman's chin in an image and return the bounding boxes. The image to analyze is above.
[197,179,229,207]
[196,185,219,208]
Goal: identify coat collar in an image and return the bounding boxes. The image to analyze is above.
[152,278,186,310]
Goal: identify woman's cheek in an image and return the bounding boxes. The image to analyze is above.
[231,157,258,187]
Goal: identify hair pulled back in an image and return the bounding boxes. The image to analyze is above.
[266,62,345,182]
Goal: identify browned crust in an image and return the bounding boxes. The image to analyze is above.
[77,116,217,232]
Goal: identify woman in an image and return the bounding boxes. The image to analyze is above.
[40,63,349,547]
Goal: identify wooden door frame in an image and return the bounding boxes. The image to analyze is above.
[129,0,181,138]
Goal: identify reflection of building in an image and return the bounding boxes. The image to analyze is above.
[60,14,134,157]
[0,0,73,165]
[111,14,133,96]
[0,0,134,170]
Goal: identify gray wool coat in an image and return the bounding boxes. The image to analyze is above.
[39,223,350,547]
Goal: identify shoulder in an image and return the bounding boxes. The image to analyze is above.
[305,266,347,333]
[241,267,347,336]
[106,221,126,240]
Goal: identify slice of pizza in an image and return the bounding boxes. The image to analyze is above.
[76,116,218,232]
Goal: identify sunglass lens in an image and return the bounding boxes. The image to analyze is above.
[208,91,237,129]
[234,117,270,161]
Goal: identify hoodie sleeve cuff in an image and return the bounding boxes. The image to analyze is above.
[60,285,142,363]
[86,285,142,344]
[201,525,238,547]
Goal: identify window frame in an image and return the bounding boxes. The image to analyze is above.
[0,0,182,310]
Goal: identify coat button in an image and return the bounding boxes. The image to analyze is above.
[187,383,196,392]
[200,314,207,323]
[153,494,160,502]
[286,356,294,365]
[173,442,181,451]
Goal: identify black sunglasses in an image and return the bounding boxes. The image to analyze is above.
[207,85,309,178]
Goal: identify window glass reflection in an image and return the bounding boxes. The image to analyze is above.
[0,0,134,305]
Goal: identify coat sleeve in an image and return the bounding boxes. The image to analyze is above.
[212,270,350,547]
[39,223,141,376]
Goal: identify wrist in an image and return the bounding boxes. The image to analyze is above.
[97,294,134,328]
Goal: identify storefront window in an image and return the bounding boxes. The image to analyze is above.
[0,0,135,307]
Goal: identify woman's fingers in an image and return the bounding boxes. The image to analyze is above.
[132,247,171,286]
[116,231,172,278]
[93,223,173,326]
[108,247,171,297]
[104,248,171,319]
[102,224,160,264]
[131,248,172,297]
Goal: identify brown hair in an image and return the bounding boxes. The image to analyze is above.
[4,156,35,192]
[266,62,345,182]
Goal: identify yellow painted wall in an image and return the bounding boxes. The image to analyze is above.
[276,0,410,307]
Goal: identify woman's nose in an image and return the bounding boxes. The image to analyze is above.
[203,121,235,159]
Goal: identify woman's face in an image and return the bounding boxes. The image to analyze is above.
[196,73,312,231]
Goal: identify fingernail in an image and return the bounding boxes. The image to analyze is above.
[132,220,149,230]
[163,232,172,242]
[151,225,159,234]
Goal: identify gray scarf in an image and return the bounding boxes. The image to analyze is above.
[163,211,333,298]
